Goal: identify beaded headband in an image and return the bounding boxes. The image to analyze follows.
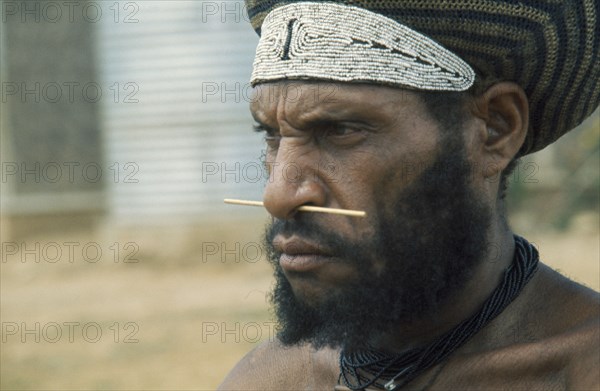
[251,2,475,92]
[246,0,599,156]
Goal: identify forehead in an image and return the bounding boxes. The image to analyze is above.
[249,81,428,124]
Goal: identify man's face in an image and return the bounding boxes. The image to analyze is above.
[251,82,491,350]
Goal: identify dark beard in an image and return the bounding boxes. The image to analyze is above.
[263,135,492,351]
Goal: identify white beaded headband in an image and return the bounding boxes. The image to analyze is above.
[251,2,476,91]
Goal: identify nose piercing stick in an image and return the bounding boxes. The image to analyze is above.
[224,199,366,217]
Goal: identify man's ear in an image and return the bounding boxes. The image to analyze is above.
[471,82,529,179]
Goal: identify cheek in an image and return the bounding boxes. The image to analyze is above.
[315,140,437,230]
[363,125,441,189]
[366,148,438,208]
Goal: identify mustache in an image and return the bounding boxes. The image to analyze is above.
[264,217,368,263]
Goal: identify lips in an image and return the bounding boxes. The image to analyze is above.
[274,236,335,272]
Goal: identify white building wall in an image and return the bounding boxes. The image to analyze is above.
[97,1,264,223]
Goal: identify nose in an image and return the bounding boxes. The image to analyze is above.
[263,143,327,220]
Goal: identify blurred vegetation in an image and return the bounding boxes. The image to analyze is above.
[507,109,599,231]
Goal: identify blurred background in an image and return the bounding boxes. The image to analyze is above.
[0,1,598,389]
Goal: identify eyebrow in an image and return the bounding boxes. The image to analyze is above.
[250,107,277,129]
[296,114,377,133]
[250,92,386,132]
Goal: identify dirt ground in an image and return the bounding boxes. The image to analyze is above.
[1,212,598,390]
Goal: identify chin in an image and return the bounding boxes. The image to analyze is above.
[283,272,345,307]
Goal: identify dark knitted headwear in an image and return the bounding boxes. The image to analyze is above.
[245,0,599,156]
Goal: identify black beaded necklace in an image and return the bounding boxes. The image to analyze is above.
[338,235,540,391]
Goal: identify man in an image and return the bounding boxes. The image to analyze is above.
[219,1,599,390]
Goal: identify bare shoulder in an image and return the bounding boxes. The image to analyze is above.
[217,339,316,390]
[539,264,599,389]
[536,264,599,323]
[566,317,600,390]
[560,284,600,391]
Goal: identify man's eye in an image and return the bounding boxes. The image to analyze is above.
[253,124,280,147]
[325,124,360,137]
[252,124,268,134]
[253,124,274,137]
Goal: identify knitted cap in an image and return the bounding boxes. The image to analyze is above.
[245,0,599,156]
